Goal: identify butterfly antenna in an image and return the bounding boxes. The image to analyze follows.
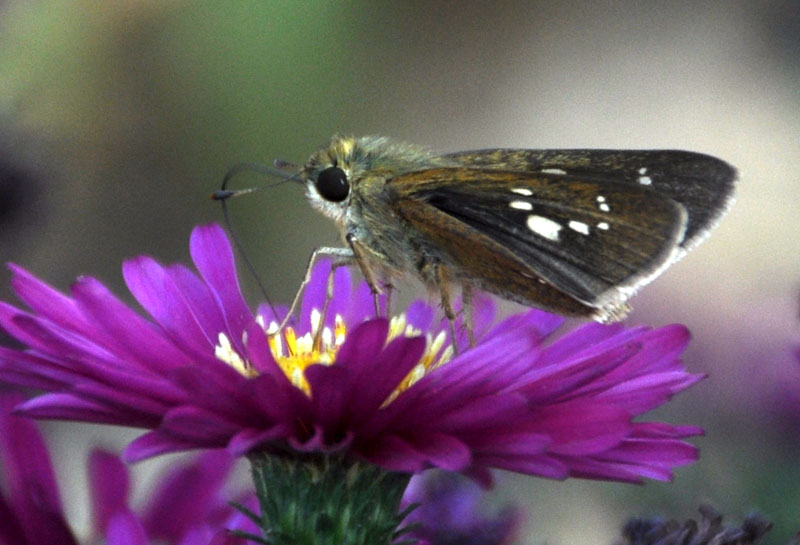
[212,162,301,322]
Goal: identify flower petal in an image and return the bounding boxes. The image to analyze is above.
[106,510,148,545]
[334,318,390,370]
[16,393,142,426]
[89,450,131,536]
[8,264,91,337]
[189,224,254,349]
[124,431,207,462]
[123,256,217,360]
[0,393,79,545]
[71,275,194,371]
[141,449,234,543]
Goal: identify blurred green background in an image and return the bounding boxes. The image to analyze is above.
[1,1,799,543]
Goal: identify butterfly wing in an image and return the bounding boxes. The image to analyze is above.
[443,149,736,254]
[387,167,687,316]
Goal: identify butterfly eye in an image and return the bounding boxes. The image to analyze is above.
[315,166,350,202]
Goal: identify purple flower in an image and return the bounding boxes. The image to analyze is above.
[401,471,520,545]
[620,505,774,545]
[0,391,256,545]
[0,224,703,483]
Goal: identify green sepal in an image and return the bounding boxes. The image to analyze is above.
[228,529,272,545]
[248,452,413,545]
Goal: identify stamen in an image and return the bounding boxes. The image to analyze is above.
[291,367,305,389]
[285,327,298,357]
[429,331,447,365]
[216,309,457,401]
[214,332,254,377]
[270,336,283,358]
[334,314,346,346]
[437,345,455,368]
[310,308,322,336]
[321,326,333,349]
[389,314,407,339]
[296,332,314,355]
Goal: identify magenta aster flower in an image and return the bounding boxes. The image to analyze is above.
[0,391,255,545]
[0,224,702,484]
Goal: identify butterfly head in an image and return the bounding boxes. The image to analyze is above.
[301,135,436,227]
[301,135,363,226]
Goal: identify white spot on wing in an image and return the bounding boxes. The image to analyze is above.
[638,176,652,185]
[568,220,590,235]
[511,188,533,196]
[597,221,610,230]
[638,167,648,175]
[596,195,606,202]
[509,200,533,211]
[599,203,610,212]
[527,215,562,241]
[541,168,567,175]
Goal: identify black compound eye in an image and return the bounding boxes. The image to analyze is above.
[315,166,350,202]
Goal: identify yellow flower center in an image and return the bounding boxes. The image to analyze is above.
[213,309,454,400]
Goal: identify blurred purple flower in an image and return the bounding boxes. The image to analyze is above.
[0,391,256,545]
[0,224,703,484]
[619,505,773,545]
[401,471,520,545]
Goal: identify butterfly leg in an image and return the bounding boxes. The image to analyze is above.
[461,283,476,348]
[276,246,355,335]
[345,233,386,317]
[311,260,346,351]
[384,281,395,317]
[431,263,461,354]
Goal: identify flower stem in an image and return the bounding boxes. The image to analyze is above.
[248,452,413,545]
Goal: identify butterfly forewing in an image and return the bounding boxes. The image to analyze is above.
[388,168,687,308]
[443,149,735,250]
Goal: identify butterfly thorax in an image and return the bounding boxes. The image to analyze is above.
[302,135,456,274]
